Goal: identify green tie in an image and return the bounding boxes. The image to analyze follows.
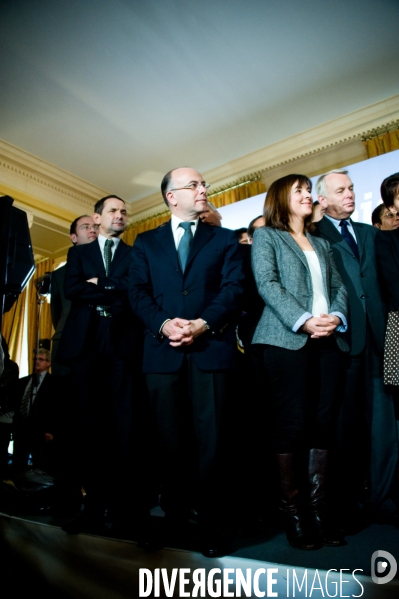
[104,239,114,275]
[178,222,194,272]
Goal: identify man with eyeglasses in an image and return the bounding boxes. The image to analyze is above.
[372,203,399,231]
[50,215,99,376]
[129,167,244,557]
[7,349,57,474]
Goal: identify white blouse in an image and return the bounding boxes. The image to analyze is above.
[303,251,329,317]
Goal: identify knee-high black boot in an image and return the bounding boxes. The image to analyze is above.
[308,448,346,546]
[276,453,319,550]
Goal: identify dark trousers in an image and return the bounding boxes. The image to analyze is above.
[336,332,398,511]
[262,337,343,454]
[146,356,231,530]
[71,316,135,514]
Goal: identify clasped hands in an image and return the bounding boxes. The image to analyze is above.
[162,318,207,347]
[301,314,341,339]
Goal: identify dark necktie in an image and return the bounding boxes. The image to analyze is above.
[177,222,194,272]
[339,220,359,260]
[20,374,39,418]
[104,239,114,275]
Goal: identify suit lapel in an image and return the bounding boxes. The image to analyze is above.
[156,221,180,271]
[277,230,309,270]
[351,220,366,262]
[88,239,106,276]
[318,217,354,257]
[185,220,214,271]
[110,239,129,273]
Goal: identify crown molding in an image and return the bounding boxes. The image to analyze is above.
[128,95,399,220]
[0,138,109,224]
[204,94,399,185]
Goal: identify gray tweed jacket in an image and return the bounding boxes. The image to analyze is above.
[251,227,348,351]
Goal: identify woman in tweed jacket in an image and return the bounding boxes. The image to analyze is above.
[252,174,348,550]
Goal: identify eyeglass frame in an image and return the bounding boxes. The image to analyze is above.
[76,223,100,231]
[168,181,210,193]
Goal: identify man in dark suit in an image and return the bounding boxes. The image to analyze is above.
[314,169,398,523]
[9,349,58,474]
[50,215,99,376]
[59,195,144,534]
[129,167,244,556]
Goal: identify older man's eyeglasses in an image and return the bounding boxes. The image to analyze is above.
[77,224,100,231]
[169,181,210,192]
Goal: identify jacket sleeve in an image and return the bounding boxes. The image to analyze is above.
[64,246,127,304]
[251,227,310,329]
[128,235,172,335]
[198,230,244,331]
[375,229,399,310]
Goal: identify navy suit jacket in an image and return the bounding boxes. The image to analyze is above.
[129,220,244,373]
[57,238,142,362]
[314,217,387,356]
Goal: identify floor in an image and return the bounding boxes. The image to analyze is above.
[1,506,398,598]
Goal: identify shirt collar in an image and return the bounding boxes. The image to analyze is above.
[325,214,354,229]
[98,234,121,251]
[171,214,199,234]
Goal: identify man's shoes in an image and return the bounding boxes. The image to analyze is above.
[61,510,108,535]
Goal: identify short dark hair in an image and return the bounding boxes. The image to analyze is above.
[94,195,125,215]
[264,174,313,233]
[70,215,90,236]
[381,172,399,208]
[161,169,177,207]
[371,203,387,226]
[234,227,247,240]
[247,215,264,239]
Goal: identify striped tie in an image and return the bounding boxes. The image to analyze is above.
[104,239,114,275]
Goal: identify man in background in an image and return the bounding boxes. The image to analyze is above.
[199,200,222,227]
[9,349,57,474]
[371,203,399,231]
[50,215,99,376]
[247,215,265,243]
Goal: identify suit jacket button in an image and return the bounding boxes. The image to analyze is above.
[183,290,188,295]
[360,294,365,299]
[361,273,365,277]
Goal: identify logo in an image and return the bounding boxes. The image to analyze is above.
[371,550,397,584]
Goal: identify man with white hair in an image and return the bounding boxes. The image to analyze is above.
[314,169,398,527]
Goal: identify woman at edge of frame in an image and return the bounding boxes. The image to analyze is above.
[251,173,349,550]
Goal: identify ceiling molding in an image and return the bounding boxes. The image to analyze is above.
[204,94,399,184]
[0,138,109,220]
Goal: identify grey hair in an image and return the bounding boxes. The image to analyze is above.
[315,169,349,198]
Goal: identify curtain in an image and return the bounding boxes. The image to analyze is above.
[121,211,170,247]
[363,128,399,158]
[121,178,266,245]
[1,289,27,366]
[27,259,54,372]
[208,179,266,209]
